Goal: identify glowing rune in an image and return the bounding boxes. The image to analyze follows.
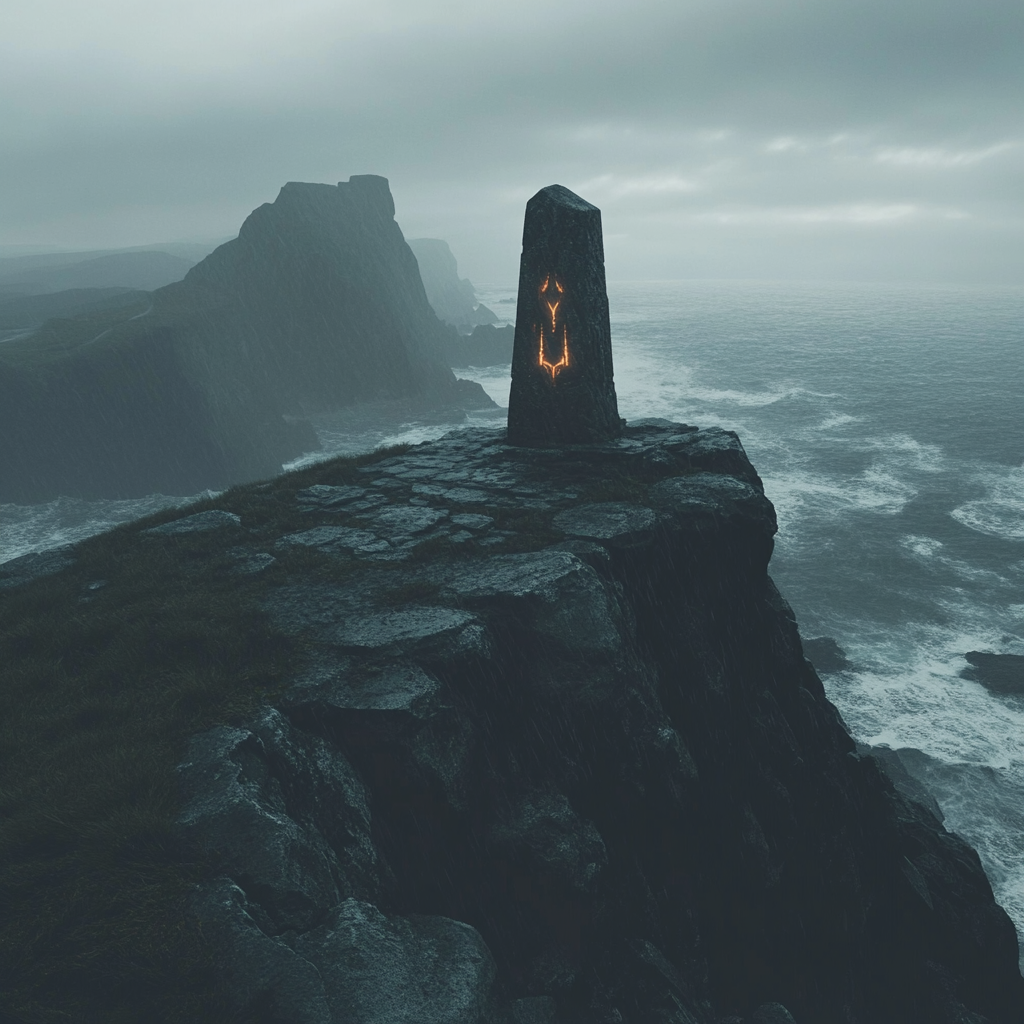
[538,275,569,380]
[507,183,621,446]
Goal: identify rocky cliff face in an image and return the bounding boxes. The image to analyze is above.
[408,237,498,334]
[0,176,489,503]
[161,422,1024,1024]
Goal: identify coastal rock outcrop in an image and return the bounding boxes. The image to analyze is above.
[157,422,1022,1024]
[0,176,491,503]
[409,237,499,334]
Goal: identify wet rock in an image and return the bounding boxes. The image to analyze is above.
[659,426,761,484]
[295,898,495,1024]
[143,509,241,535]
[859,743,944,823]
[649,472,770,524]
[176,727,338,932]
[229,548,276,574]
[451,513,494,531]
[26,419,1021,1024]
[445,486,491,504]
[960,651,1024,694]
[176,709,377,932]
[444,549,624,659]
[750,1003,797,1024]
[489,788,607,894]
[802,637,851,673]
[373,505,449,536]
[296,483,368,508]
[332,606,481,655]
[190,878,332,1024]
[286,659,441,715]
[552,502,659,547]
[276,525,379,552]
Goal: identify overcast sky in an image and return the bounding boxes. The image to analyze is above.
[2,0,1022,283]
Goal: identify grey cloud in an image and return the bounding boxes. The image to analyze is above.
[1,0,1021,282]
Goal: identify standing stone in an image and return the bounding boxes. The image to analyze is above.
[507,185,622,446]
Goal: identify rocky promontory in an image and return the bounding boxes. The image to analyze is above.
[0,176,491,503]
[1,421,1020,1024]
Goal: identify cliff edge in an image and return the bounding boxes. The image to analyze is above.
[0,422,1020,1023]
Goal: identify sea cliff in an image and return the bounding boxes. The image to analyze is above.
[0,176,490,503]
[0,422,1020,1023]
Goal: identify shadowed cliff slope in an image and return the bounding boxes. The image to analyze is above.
[408,237,498,334]
[0,176,489,503]
[1,422,1019,1024]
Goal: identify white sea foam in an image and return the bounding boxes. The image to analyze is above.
[951,465,1024,542]
[857,432,946,473]
[0,491,222,565]
[901,534,944,559]
[816,412,861,430]
[766,466,917,537]
[682,381,807,408]
[831,661,1024,769]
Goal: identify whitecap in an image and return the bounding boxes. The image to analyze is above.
[857,432,946,473]
[901,534,943,559]
[951,465,1024,542]
[765,467,917,534]
[815,412,862,430]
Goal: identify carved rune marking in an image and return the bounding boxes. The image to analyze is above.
[537,274,569,380]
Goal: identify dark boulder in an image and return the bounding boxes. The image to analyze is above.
[960,652,1024,694]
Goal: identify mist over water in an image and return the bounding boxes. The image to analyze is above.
[3,279,1022,961]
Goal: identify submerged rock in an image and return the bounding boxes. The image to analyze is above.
[960,651,1024,694]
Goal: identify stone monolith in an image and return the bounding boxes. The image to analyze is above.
[507,185,622,446]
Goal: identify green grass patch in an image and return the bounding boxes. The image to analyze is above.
[0,525,295,1022]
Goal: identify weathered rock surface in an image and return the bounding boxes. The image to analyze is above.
[296,899,495,1024]
[0,176,492,502]
[802,637,851,674]
[960,651,1024,694]
[507,185,622,446]
[74,421,1023,1022]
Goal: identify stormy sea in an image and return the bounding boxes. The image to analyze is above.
[3,279,1022,962]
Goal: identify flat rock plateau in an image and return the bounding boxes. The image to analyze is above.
[1,422,1021,1024]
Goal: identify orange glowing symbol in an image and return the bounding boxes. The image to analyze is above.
[537,275,569,380]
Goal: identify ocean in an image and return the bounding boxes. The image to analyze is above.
[2,279,1022,962]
